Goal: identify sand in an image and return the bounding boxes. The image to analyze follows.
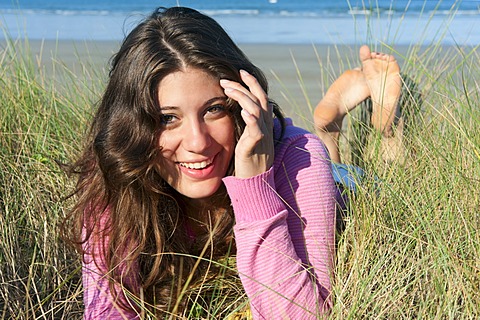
[1,39,414,128]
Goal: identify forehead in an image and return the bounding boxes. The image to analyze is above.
[157,68,223,107]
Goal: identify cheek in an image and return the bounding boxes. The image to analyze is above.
[158,132,175,158]
[221,118,236,152]
[155,137,177,184]
[157,133,176,166]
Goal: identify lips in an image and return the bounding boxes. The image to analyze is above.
[176,155,218,180]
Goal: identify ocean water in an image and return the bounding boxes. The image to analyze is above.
[0,0,479,45]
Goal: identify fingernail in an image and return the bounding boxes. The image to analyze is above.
[220,79,230,86]
[240,69,249,76]
[241,109,251,117]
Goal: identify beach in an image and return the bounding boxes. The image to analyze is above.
[2,39,421,129]
[2,1,477,128]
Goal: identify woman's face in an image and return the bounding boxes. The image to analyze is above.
[156,68,235,200]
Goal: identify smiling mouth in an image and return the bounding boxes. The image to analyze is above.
[178,158,213,170]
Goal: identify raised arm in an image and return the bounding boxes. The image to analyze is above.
[223,128,336,319]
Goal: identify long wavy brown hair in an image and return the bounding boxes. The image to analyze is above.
[63,6,285,316]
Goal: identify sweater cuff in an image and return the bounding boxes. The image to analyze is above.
[222,167,286,223]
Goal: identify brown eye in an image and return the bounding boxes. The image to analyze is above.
[207,105,226,114]
[160,114,176,125]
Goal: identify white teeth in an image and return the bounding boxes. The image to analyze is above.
[179,158,212,169]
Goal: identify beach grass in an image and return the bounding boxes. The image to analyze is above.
[0,39,81,318]
[1,11,480,320]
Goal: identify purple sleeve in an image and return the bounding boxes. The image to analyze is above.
[223,133,336,319]
[82,215,141,319]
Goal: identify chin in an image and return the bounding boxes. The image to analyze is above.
[179,181,223,200]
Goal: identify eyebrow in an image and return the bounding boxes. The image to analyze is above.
[159,96,227,111]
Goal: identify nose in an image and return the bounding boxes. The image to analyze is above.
[182,119,212,153]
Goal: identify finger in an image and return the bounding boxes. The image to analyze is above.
[223,86,271,144]
[240,108,265,146]
[239,70,271,116]
[238,70,273,129]
[220,79,259,105]
[222,85,263,120]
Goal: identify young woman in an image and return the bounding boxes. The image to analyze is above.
[64,6,401,319]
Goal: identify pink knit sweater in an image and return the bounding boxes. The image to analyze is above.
[82,119,336,319]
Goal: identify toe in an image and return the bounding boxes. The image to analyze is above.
[359,45,371,62]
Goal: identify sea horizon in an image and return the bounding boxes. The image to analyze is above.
[1,0,479,45]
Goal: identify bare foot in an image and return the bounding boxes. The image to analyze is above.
[359,45,401,137]
[314,69,370,162]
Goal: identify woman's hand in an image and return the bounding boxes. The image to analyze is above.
[220,70,274,179]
